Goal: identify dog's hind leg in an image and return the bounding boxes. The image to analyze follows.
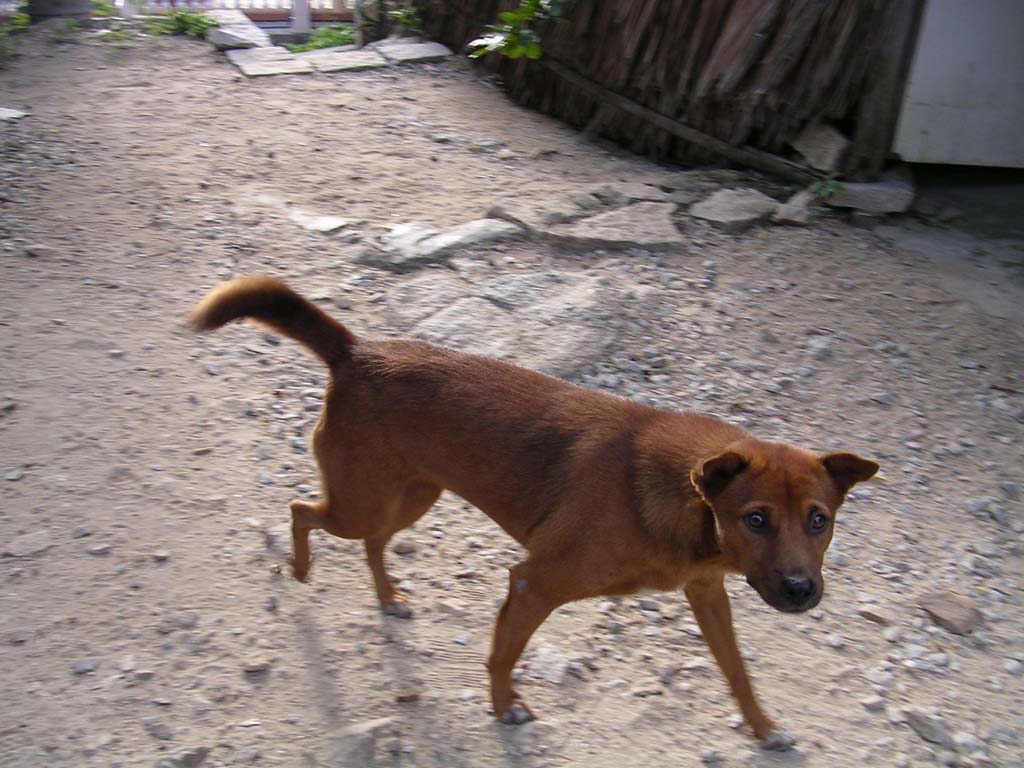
[364,480,442,619]
[290,499,324,583]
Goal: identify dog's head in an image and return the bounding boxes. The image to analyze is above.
[691,438,878,613]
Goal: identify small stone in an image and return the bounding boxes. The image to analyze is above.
[4,530,53,557]
[87,544,111,556]
[690,188,778,233]
[827,633,845,649]
[528,645,570,684]
[396,689,420,703]
[157,611,199,634]
[858,605,893,625]
[1003,658,1022,676]
[119,655,136,672]
[866,667,893,687]
[143,717,172,741]
[870,392,895,406]
[0,107,29,121]
[701,749,724,764]
[998,481,1020,501]
[861,695,886,712]
[161,746,211,768]
[108,348,124,358]
[951,731,983,755]
[919,590,984,635]
[806,336,833,361]
[4,469,24,482]
[904,708,950,746]
[152,550,170,562]
[392,539,417,555]
[264,595,278,613]
[243,653,273,674]
[772,189,815,225]
[287,209,350,234]
[72,659,97,675]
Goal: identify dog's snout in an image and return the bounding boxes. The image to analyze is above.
[780,576,815,605]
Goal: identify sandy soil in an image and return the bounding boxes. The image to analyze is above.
[1,23,1022,768]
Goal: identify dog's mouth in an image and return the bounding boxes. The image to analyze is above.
[746,576,823,614]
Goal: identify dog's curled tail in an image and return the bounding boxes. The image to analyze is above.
[188,276,357,367]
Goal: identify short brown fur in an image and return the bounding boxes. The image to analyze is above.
[189,277,878,748]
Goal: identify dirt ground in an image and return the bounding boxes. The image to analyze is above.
[1,24,1023,768]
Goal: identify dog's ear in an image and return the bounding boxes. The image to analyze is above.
[821,452,879,496]
[691,451,748,500]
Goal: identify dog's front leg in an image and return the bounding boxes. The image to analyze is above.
[684,577,795,751]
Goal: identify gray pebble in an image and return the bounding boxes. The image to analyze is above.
[72,659,97,675]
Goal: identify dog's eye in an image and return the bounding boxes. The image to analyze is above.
[810,511,830,531]
[744,512,768,531]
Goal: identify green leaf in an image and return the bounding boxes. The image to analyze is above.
[525,40,542,59]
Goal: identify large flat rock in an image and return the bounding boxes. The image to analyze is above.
[543,202,686,250]
[690,188,778,232]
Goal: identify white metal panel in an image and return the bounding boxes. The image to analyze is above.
[893,0,1024,168]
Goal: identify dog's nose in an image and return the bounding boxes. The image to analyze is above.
[780,576,816,605]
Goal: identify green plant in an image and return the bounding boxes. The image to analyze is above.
[0,2,30,60]
[91,0,114,17]
[388,5,421,35]
[808,172,841,202]
[159,9,217,38]
[284,24,355,53]
[50,18,81,43]
[468,0,564,60]
[104,29,132,41]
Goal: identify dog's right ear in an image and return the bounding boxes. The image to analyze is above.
[691,451,748,500]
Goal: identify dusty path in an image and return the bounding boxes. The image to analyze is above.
[1,26,1023,768]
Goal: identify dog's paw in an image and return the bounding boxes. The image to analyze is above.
[760,729,796,751]
[499,702,535,725]
[383,600,413,619]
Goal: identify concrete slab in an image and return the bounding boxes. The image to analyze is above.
[235,58,315,77]
[376,41,452,64]
[304,49,389,72]
[226,46,295,65]
[293,45,358,59]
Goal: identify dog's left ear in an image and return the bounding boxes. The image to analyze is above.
[691,451,748,500]
[821,452,879,496]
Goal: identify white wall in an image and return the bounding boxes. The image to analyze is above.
[893,0,1024,168]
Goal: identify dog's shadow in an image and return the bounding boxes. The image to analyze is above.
[295,607,549,768]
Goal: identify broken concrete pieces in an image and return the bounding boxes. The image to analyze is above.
[658,169,746,205]
[544,202,686,250]
[590,182,670,206]
[690,188,778,232]
[359,219,521,272]
[205,9,271,50]
[827,166,915,214]
[772,189,816,226]
[487,196,585,234]
[791,121,850,172]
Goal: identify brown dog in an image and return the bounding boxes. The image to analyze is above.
[189,276,878,750]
